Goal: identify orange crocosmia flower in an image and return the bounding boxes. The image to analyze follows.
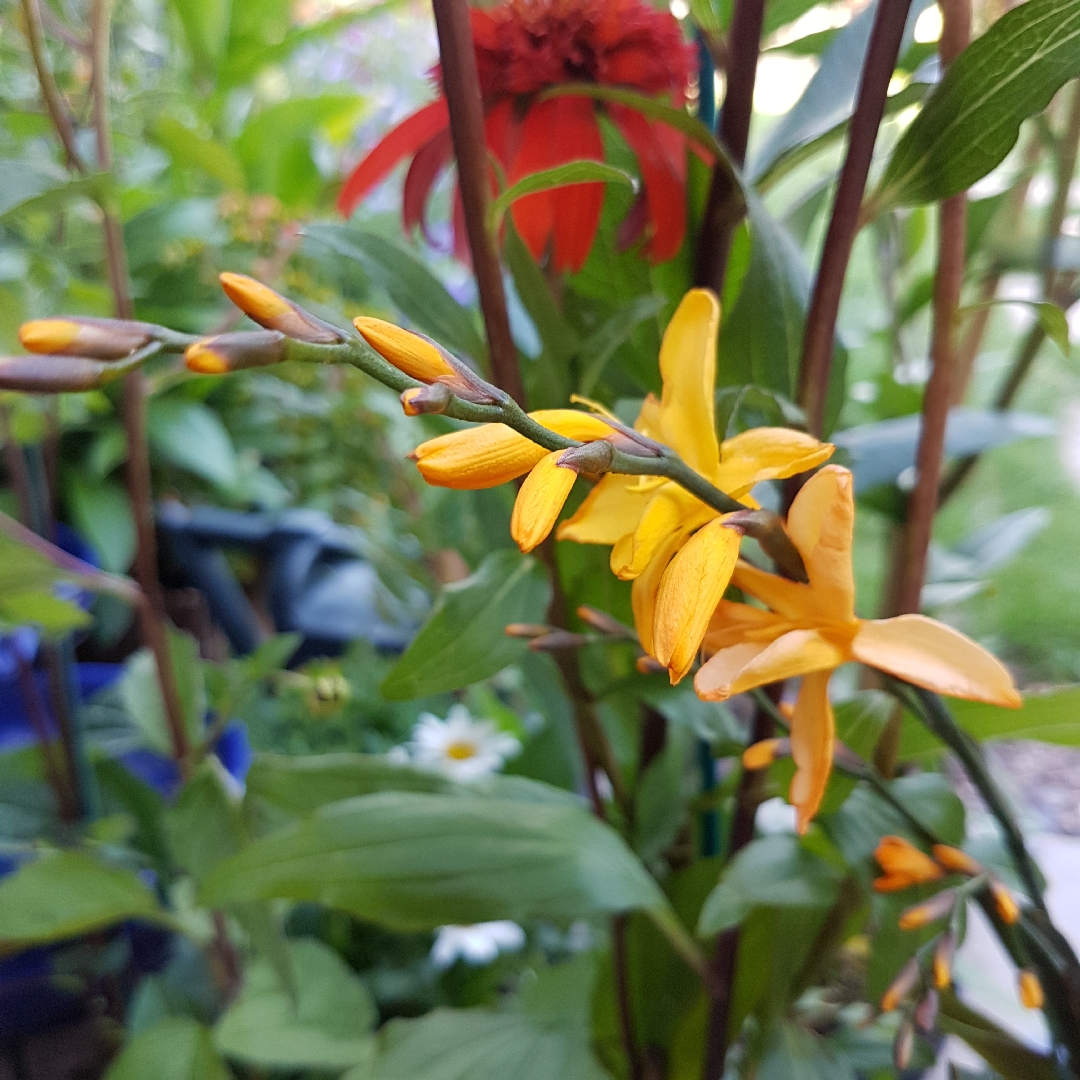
[558,289,834,677]
[338,0,704,271]
[694,465,1022,834]
[872,837,945,893]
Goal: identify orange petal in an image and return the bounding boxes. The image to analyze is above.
[557,473,651,545]
[653,516,742,683]
[785,465,856,623]
[510,452,577,553]
[610,488,686,581]
[851,615,1021,708]
[789,670,835,834]
[656,289,720,477]
[632,531,684,658]
[730,560,816,621]
[694,629,846,701]
[703,599,791,652]
[873,836,944,887]
[715,428,835,500]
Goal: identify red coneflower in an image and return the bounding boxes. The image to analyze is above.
[338,0,700,273]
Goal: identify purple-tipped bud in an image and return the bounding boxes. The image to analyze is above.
[19,317,156,359]
[185,331,286,374]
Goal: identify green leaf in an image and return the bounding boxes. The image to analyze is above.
[381,551,551,700]
[148,399,239,489]
[304,225,488,363]
[106,1017,231,1080]
[750,0,930,182]
[872,0,1080,210]
[958,299,1071,357]
[201,790,668,930]
[755,1020,857,1080]
[119,628,206,756]
[153,118,246,189]
[938,991,1059,1080]
[372,955,607,1080]
[0,850,165,948]
[487,160,636,233]
[697,834,845,935]
[901,684,1080,757]
[0,591,90,634]
[167,762,245,883]
[65,473,135,575]
[0,162,109,220]
[577,294,668,397]
[169,0,233,75]
[633,724,695,864]
[215,938,376,1070]
[718,188,812,406]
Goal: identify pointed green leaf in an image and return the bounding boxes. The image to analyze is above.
[106,1017,230,1080]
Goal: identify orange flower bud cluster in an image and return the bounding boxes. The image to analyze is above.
[220,273,344,344]
[19,316,156,359]
[185,331,286,374]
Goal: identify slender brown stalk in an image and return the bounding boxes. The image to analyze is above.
[1,408,35,527]
[430,0,525,404]
[694,0,766,293]
[16,658,78,822]
[701,702,774,1080]
[612,914,643,1080]
[889,0,971,616]
[797,0,914,438]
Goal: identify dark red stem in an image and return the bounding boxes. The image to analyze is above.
[430,0,526,405]
[694,0,766,293]
[797,0,915,437]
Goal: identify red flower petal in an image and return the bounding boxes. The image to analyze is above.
[403,129,453,243]
[509,97,605,273]
[338,99,450,218]
[609,104,687,263]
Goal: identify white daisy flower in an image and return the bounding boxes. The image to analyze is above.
[408,704,521,781]
[430,921,526,970]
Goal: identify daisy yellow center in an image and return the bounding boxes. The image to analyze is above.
[445,741,479,760]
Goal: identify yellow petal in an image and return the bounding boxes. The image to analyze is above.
[702,599,790,652]
[786,465,856,623]
[610,489,684,580]
[694,629,847,700]
[411,409,614,490]
[657,289,720,476]
[510,452,577,553]
[851,614,1021,707]
[19,318,80,352]
[634,392,663,440]
[354,317,458,382]
[715,428,835,499]
[730,560,817,621]
[632,532,684,657]
[557,473,651,545]
[653,516,742,683]
[788,670,835,834]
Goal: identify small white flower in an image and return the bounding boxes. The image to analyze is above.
[430,921,525,969]
[408,704,521,781]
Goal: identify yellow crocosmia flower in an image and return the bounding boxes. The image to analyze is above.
[696,465,1022,833]
[556,289,833,665]
[652,516,742,682]
[409,410,614,490]
[510,451,578,553]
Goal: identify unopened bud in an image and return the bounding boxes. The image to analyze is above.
[185,330,286,374]
[742,737,790,771]
[1018,969,1044,1010]
[401,383,452,416]
[893,1018,915,1070]
[933,932,954,990]
[219,273,343,344]
[504,623,552,639]
[898,889,956,931]
[576,606,632,638]
[881,957,920,1012]
[989,877,1020,925]
[558,439,615,476]
[354,317,501,405]
[932,844,982,876]
[19,316,155,359]
[915,988,939,1033]
[529,630,589,652]
[0,354,119,392]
